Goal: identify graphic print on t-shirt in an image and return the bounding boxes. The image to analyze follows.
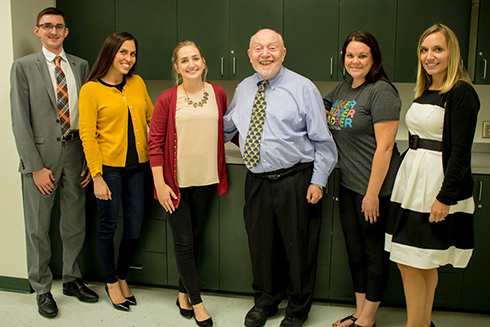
[327,99,356,130]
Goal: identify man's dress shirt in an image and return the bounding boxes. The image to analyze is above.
[224,66,338,187]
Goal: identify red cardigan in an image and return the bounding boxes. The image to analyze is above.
[148,82,229,208]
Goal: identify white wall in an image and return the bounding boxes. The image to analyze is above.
[0,0,55,280]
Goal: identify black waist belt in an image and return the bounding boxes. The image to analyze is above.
[409,134,443,152]
[253,162,313,181]
[63,130,79,141]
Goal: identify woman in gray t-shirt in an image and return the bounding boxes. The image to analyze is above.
[324,31,401,327]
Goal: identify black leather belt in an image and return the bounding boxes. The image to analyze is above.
[253,162,313,181]
[63,130,79,141]
[409,134,442,152]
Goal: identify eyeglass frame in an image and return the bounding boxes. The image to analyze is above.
[37,23,66,31]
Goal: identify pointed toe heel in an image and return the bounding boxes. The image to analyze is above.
[105,286,130,312]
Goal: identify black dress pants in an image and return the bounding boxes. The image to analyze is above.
[244,165,321,320]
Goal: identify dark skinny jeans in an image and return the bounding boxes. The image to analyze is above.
[96,167,146,284]
[167,184,216,305]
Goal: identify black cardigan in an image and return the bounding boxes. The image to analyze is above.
[436,81,480,205]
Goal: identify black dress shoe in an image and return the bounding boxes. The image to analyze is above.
[279,316,306,327]
[244,305,278,327]
[176,298,194,318]
[194,315,213,327]
[63,278,99,302]
[105,285,130,311]
[126,295,137,305]
[37,292,58,318]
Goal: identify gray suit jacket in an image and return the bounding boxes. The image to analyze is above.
[10,50,90,174]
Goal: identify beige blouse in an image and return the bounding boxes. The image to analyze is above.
[175,83,219,188]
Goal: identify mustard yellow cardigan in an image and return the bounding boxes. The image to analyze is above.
[79,74,154,177]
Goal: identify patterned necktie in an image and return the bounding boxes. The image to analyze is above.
[243,79,269,169]
[54,56,70,136]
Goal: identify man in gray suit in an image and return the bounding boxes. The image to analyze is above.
[10,7,98,318]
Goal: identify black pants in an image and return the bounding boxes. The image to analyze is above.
[244,165,321,320]
[338,185,390,302]
[167,184,215,305]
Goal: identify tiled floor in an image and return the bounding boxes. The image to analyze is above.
[1,280,489,326]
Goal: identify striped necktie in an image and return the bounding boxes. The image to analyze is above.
[243,80,269,169]
[54,56,70,136]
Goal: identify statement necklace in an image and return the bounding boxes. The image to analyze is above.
[183,83,209,108]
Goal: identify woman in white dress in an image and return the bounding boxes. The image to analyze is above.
[385,24,480,327]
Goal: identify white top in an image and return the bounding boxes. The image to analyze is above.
[391,102,474,214]
[175,83,219,188]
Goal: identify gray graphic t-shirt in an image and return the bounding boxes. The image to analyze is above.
[324,80,401,196]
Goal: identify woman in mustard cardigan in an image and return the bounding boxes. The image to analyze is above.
[79,32,153,312]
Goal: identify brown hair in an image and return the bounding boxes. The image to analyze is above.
[171,40,207,85]
[341,31,396,92]
[87,31,138,82]
[37,7,65,25]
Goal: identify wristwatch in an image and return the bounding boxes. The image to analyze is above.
[311,183,324,192]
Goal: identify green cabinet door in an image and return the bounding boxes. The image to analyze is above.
[219,164,252,293]
[284,0,339,81]
[312,170,336,299]
[460,175,490,310]
[395,0,472,82]
[177,0,230,80]
[475,0,490,84]
[229,0,283,80]
[57,0,115,67]
[339,0,397,81]
[325,169,355,301]
[166,191,220,290]
[116,0,177,80]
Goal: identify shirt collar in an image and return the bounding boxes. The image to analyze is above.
[42,46,68,63]
[254,65,285,89]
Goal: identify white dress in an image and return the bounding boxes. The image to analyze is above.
[385,90,474,269]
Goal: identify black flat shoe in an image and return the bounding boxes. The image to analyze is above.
[195,316,213,327]
[105,285,130,312]
[176,298,194,318]
[126,295,137,305]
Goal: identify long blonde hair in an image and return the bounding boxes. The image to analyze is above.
[171,40,207,85]
[414,23,472,99]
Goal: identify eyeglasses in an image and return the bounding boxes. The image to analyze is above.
[37,23,65,31]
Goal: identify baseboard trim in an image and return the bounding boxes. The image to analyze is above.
[0,276,32,293]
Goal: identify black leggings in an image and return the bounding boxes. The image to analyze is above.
[166,184,215,305]
[338,185,390,302]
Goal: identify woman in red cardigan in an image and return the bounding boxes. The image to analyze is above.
[148,40,228,327]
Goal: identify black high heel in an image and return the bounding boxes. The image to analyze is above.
[105,285,130,311]
[126,295,137,305]
[176,298,194,319]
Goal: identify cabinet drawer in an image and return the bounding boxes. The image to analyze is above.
[115,218,166,253]
[125,251,167,286]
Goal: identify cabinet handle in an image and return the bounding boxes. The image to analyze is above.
[130,265,144,270]
[478,180,483,202]
[482,59,488,79]
[330,58,333,76]
[232,57,236,76]
[220,57,224,76]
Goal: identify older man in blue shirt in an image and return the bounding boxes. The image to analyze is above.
[224,29,337,327]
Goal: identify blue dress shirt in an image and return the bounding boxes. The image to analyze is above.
[224,66,338,187]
